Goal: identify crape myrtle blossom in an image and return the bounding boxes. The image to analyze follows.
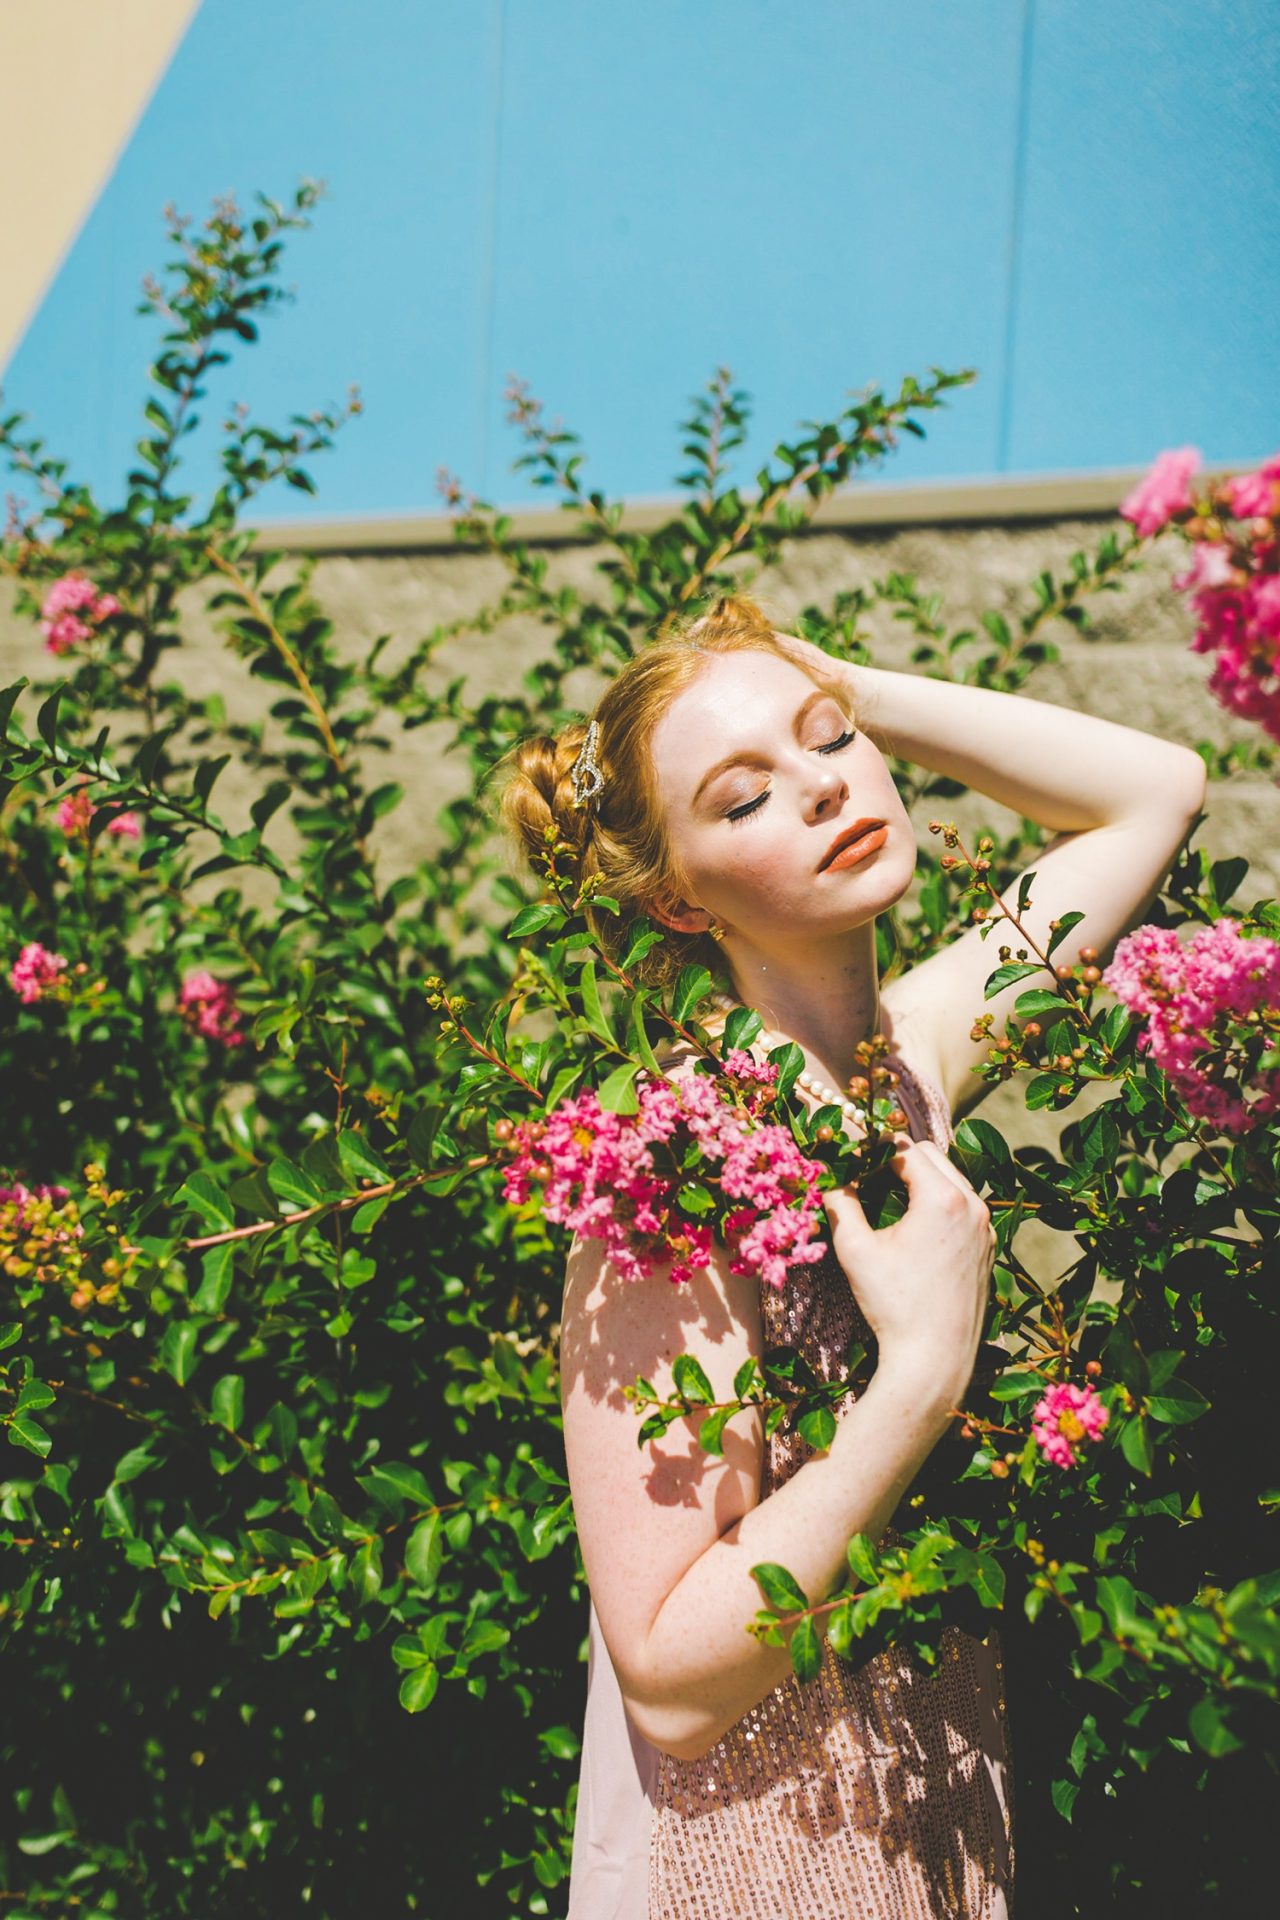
[1122,445,1280,744]
[56,785,142,841]
[1119,445,1202,539]
[500,1061,827,1290]
[8,942,69,1004]
[1031,1381,1110,1469]
[1103,919,1280,1134]
[178,970,247,1049]
[39,572,122,657]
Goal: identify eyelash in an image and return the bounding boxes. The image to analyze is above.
[724,730,856,823]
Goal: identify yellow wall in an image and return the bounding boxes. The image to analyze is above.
[0,0,202,371]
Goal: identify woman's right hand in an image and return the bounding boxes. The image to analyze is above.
[822,1138,995,1406]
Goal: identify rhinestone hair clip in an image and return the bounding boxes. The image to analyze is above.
[570,720,604,809]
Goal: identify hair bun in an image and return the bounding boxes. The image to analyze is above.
[498,724,593,879]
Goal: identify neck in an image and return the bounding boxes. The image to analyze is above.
[718,921,883,1091]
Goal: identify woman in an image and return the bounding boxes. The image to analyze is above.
[502,596,1206,1919]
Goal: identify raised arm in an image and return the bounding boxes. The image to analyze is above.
[560,1135,994,1762]
[781,641,1208,1115]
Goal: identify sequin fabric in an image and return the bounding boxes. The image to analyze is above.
[646,1055,1015,1919]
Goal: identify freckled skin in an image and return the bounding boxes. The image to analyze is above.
[648,651,917,952]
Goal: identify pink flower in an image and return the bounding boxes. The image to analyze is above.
[178,969,246,1049]
[38,571,121,656]
[1031,1381,1110,1469]
[57,788,96,836]
[55,786,142,843]
[8,942,69,1004]
[1171,541,1237,593]
[500,1067,827,1290]
[1120,446,1201,538]
[1222,453,1280,521]
[1103,919,1280,1133]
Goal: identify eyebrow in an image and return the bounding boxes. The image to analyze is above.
[690,688,838,808]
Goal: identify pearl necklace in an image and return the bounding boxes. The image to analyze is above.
[709,991,877,1123]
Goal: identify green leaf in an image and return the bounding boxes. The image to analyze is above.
[578,958,614,1043]
[1047,911,1086,958]
[953,1117,1011,1168]
[1051,1776,1079,1823]
[8,1414,52,1457]
[506,901,563,938]
[176,1172,235,1229]
[1013,988,1071,1018]
[161,1321,199,1386]
[459,1618,509,1660]
[984,962,1043,1000]
[36,684,65,751]
[752,1562,808,1612]
[671,963,713,1025]
[989,1369,1042,1402]
[211,1373,245,1433]
[671,1353,714,1405]
[399,1661,439,1712]
[192,1242,234,1313]
[194,753,231,804]
[847,1533,878,1585]
[597,1062,642,1114]
[405,1513,443,1592]
[112,1443,157,1484]
[336,1130,392,1186]
[1189,1695,1243,1757]
[626,994,663,1073]
[696,1406,734,1456]
[1147,1380,1209,1425]
[1120,1414,1153,1476]
[266,1157,323,1211]
[788,1614,822,1682]
[796,1405,837,1452]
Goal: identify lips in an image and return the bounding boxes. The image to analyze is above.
[818,818,887,872]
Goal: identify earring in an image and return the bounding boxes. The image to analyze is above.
[707,921,727,942]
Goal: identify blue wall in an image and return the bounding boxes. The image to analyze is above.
[5,0,1277,521]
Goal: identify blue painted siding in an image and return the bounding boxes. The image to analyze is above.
[4,0,1277,521]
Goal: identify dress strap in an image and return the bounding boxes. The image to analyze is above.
[888,1051,955,1151]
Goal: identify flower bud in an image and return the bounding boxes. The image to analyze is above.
[1085,1359,1102,1378]
[886,1108,907,1130]
[1054,964,1074,982]
[1081,966,1102,986]
[1078,946,1098,964]
[816,1123,835,1142]
[990,1458,1010,1479]
[1056,1081,1073,1097]
[493,1119,514,1142]
[1023,1021,1041,1040]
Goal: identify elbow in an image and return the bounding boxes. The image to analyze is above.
[1172,748,1208,818]
[622,1688,724,1765]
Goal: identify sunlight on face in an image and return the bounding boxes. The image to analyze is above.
[648,650,916,944]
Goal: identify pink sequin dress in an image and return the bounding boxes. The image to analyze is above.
[566,1052,1014,1919]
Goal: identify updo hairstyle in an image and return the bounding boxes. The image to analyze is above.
[498,595,855,989]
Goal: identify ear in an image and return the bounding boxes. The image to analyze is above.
[649,891,717,937]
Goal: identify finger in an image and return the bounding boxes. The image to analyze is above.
[898,1137,978,1196]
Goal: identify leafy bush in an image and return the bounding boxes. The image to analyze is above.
[0,183,1277,1916]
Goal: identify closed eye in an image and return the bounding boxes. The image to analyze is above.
[724,729,856,823]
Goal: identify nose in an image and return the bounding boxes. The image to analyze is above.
[802,755,847,821]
